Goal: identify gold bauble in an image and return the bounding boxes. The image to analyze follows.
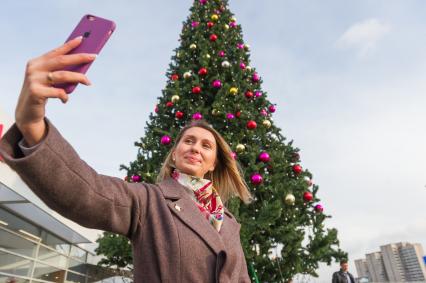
[211,14,219,21]
[246,66,252,72]
[205,54,211,59]
[224,24,229,30]
[230,16,237,22]
[176,52,181,58]
[212,109,220,116]
[190,43,197,49]
[236,144,245,153]
[263,119,272,128]
[171,95,180,103]
[229,87,238,95]
[284,194,295,205]
[183,71,192,79]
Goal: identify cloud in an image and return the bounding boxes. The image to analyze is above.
[335,18,391,56]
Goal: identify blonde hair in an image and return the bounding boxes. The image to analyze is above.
[157,120,252,204]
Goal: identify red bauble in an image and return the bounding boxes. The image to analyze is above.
[154,105,159,113]
[198,68,208,76]
[171,74,179,81]
[166,101,174,107]
[303,192,313,202]
[207,21,214,28]
[175,111,184,119]
[236,111,241,118]
[292,164,302,175]
[247,120,257,130]
[245,91,254,99]
[192,86,201,94]
[210,34,218,41]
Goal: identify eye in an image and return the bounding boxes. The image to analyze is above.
[184,138,194,144]
[203,143,212,149]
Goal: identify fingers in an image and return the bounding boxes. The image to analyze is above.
[42,36,84,59]
[44,71,91,86]
[43,53,97,71]
[30,84,69,104]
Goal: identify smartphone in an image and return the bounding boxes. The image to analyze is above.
[55,14,116,94]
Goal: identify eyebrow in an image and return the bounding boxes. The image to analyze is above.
[183,134,216,146]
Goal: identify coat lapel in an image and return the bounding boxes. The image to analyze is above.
[157,177,241,255]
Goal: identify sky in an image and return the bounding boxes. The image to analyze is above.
[1,1,426,282]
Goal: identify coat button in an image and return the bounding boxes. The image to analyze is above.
[175,204,181,211]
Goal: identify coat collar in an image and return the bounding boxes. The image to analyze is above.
[157,177,241,255]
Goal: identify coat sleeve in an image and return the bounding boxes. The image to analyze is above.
[238,244,251,282]
[0,118,147,239]
[332,272,338,283]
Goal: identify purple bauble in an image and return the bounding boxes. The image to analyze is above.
[239,62,246,69]
[231,152,237,160]
[254,91,262,98]
[237,43,244,49]
[229,22,237,28]
[268,105,276,113]
[160,135,172,145]
[252,72,260,82]
[259,152,270,163]
[191,21,199,28]
[212,80,222,88]
[199,0,207,4]
[314,204,324,213]
[132,175,141,182]
[250,173,263,185]
[192,112,203,120]
[226,113,235,119]
[218,50,225,57]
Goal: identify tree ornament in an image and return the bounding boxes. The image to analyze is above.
[292,164,303,175]
[252,72,260,82]
[226,113,235,120]
[258,152,270,163]
[231,152,237,160]
[254,91,262,98]
[192,112,203,120]
[132,175,141,182]
[199,0,207,4]
[236,144,245,153]
[204,54,211,59]
[224,24,229,30]
[314,204,324,213]
[166,101,174,107]
[212,80,222,88]
[207,21,214,28]
[239,62,246,69]
[229,87,238,95]
[154,105,159,113]
[268,105,276,113]
[221,61,230,68]
[284,194,296,205]
[245,44,251,51]
[190,43,197,49]
[175,111,184,119]
[171,95,180,103]
[160,135,172,145]
[183,71,192,79]
[237,43,244,49]
[212,109,220,116]
[198,67,208,76]
[191,21,199,28]
[230,16,237,22]
[218,50,225,57]
[192,86,201,94]
[250,173,263,185]
[176,51,181,58]
[229,22,237,28]
[211,14,219,21]
[210,34,218,42]
[171,74,179,81]
[303,191,313,202]
[262,119,271,128]
[246,66,252,72]
[236,111,241,118]
[247,120,257,130]
[245,91,254,99]
[260,109,268,116]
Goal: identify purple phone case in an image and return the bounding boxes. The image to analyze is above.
[55,14,116,94]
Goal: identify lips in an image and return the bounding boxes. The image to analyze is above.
[185,155,201,163]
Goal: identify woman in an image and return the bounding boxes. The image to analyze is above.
[0,37,253,282]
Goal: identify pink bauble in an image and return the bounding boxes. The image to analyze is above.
[255,91,262,98]
[268,105,276,113]
[218,50,225,57]
[303,191,313,202]
[229,22,237,28]
[239,62,246,69]
[260,109,268,117]
[199,0,207,4]
[259,152,270,163]
[155,105,159,113]
[161,135,172,145]
[250,173,263,185]
[231,152,237,160]
[212,80,222,88]
[132,175,141,182]
[314,204,324,213]
[252,72,260,82]
[192,112,203,120]
[237,43,244,49]
[191,21,199,28]
[226,113,235,119]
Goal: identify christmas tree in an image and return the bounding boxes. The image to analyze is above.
[96,0,346,281]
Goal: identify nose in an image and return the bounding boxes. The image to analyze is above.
[190,142,201,153]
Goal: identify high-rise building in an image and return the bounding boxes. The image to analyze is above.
[399,243,426,282]
[354,258,370,280]
[381,243,406,282]
[365,252,388,282]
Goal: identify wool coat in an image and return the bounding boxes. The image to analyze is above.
[0,119,251,282]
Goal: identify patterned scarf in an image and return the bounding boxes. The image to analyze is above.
[172,169,224,232]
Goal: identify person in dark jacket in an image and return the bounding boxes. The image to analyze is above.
[332,259,355,283]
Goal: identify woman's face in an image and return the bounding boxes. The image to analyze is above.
[172,127,217,178]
